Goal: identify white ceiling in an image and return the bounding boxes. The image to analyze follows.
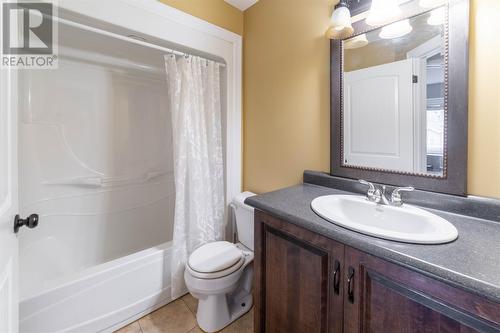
[224,0,258,11]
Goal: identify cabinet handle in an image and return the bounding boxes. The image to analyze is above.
[333,260,341,295]
[347,267,355,304]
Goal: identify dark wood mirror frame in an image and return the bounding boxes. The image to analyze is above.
[330,0,469,196]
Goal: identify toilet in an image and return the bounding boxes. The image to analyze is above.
[184,191,256,333]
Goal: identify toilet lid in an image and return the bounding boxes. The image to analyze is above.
[188,241,243,273]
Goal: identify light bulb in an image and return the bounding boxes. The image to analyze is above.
[379,19,413,39]
[366,0,402,26]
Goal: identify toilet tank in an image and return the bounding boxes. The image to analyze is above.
[232,192,256,251]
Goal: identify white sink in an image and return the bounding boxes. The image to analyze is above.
[311,195,458,244]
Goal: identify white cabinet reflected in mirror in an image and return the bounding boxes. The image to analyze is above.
[342,6,446,176]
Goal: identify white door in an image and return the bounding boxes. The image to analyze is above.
[0,67,19,333]
[344,58,414,172]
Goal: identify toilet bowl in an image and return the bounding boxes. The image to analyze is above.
[184,192,255,333]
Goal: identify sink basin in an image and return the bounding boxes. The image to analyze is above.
[311,195,458,244]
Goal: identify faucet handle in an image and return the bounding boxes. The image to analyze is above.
[358,179,376,195]
[390,186,415,206]
[359,180,381,203]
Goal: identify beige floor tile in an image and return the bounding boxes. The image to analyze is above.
[139,299,197,333]
[114,321,142,333]
[181,293,198,315]
[220,307,254,333]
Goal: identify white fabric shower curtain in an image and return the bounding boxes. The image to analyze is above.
[164,54,225,299]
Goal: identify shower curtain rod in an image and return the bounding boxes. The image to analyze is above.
[54,16,227,68]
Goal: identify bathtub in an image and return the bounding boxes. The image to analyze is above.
[20,242,173,333]
[17,17,181,333]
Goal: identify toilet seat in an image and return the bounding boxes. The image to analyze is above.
[187,241,245,279]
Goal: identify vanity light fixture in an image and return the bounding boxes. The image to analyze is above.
[366,0,402,26]
[344,34,369,49]
[427,6,445,25]
[379,19,413,39]
[325,0,354,39]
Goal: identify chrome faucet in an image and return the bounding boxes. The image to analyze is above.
[359,180,414,206]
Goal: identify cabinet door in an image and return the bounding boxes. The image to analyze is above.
[343,58,415,173]
[343,246,500,333]
[254,211,344,333]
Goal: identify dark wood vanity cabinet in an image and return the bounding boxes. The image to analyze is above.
[254,211,500,333]
[343,247,500,333]
[254,210,345,333]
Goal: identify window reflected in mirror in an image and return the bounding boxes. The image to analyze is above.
[342,5,446,177]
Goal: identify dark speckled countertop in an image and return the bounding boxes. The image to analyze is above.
[245,183,500,304]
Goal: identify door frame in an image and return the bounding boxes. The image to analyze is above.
[407,36,444,174]
[0,62,19,333]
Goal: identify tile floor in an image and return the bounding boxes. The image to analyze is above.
[115,294,254,333]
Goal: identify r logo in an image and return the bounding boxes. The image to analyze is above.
[2,2,53,55]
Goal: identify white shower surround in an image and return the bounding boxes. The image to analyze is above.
[55,0,243,209]
[16,1,242,332]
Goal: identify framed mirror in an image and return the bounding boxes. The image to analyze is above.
[330,0,469,195]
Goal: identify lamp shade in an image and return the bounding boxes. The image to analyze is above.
[326,5,354,39]
[344,34,369,49]
[366,0,402,26]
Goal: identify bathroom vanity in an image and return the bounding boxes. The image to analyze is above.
[246,173,500,333]
[246,0,500,331]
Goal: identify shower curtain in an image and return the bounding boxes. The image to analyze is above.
[164,54,225,299]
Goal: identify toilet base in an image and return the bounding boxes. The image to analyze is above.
[194,265,254,332]
[197,292,252,333]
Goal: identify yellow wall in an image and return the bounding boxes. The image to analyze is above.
[244,0,500,198]
[159,0,244,35]
[468,0,500,198]
[243,0,336,193]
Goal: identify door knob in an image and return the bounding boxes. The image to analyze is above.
[14,214,39,233]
